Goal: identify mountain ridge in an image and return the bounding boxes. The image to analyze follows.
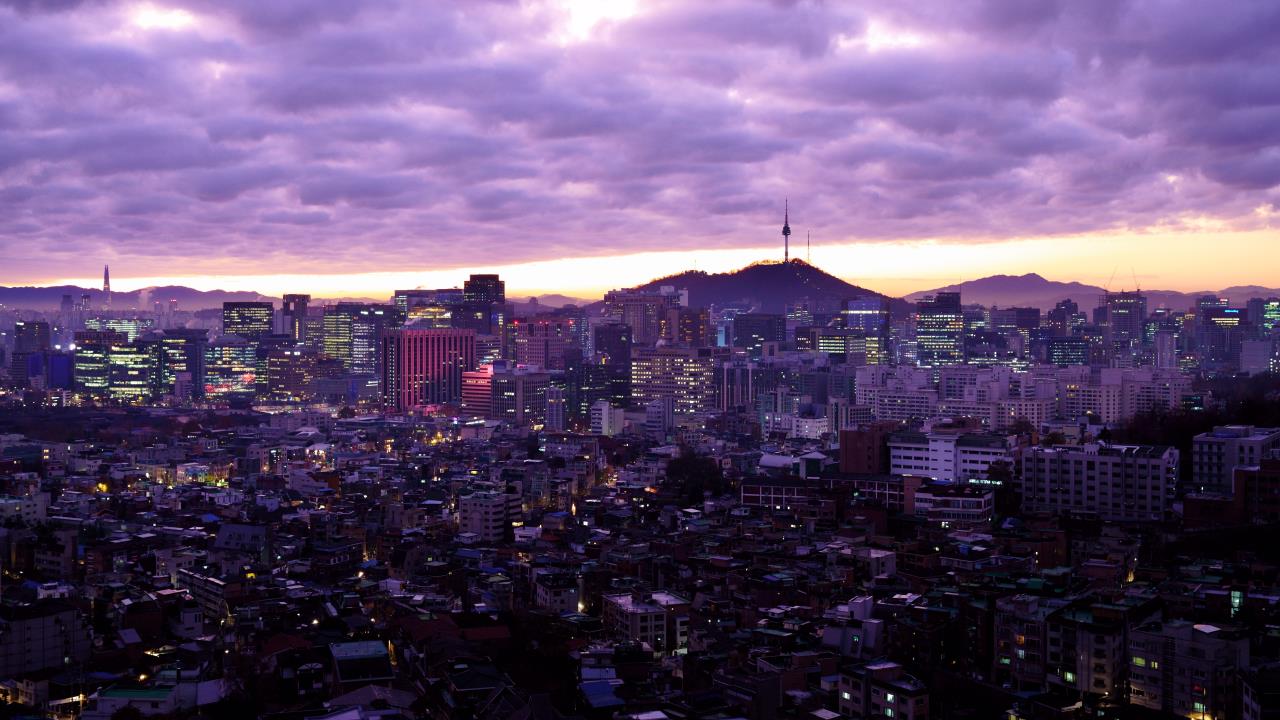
[634,259,912,316]
[906,274,1280,311]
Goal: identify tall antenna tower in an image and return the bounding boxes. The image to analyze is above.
[782,199,791,263]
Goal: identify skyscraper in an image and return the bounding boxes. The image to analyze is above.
[732,313,785,359]
[1102,291,1148,360]
[630,346,721,415]
[102,264,111,310]
[915,292,964,367]
[107,340,161,403]
[72,330,122,396]
[381,328,476,410]
[222,301,274,340]
[204,336,258,402]
[603,288,683,345]
[594,323,632,369]
[14,320,51,354]
[842,296,889,338]
[464,274,505,305]
[514,316,579,371]
[9,321,51,389]
[323,304,405,375]
[1046,299,1081,336]
[159,328,209,399]
[282,294,310,342]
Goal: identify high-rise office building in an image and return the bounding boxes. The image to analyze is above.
[1046,336,1090,366]
[204,337,258,402]
[323,303,405,375]
[716,359,766,412]
[594,323,632,369]
[14,321,51,354]
[603,288,684,345]
[460,360,549,425]
[563,354,615,419]
[282,294,310,342]
[915,292,964,367]
[352,305,403,376]
[381,328,476,410]
[107,340,161,403]
[668,307,712,346]
[1046,299,1082,336]
[463,274,505,305]
[266,348,320,402]
[732,313,785,359]
[85,317,154,342]
[72,330,123,396]
[492,364,550,426]
[1101,291,1148,359]
[461,364,495,417]
[841,296,889,338]
[990,307,1040,344]
[514,317,579,371]
[631,346,720,415]
[222,301,274,340]
[159,328,208,399]
[547,383,567,431]
[9,320,51,388]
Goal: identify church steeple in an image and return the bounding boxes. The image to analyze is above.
[782,199,791,263]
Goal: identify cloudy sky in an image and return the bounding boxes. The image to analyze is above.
[1,0,1278,297]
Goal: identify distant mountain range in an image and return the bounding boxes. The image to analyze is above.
[635,259,912,315]
[0,284,595,312]
[0,285,278,312]
[4,268,1276,315]
[905,273,1280,312]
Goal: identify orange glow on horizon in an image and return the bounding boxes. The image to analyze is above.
[45,226,1280,301]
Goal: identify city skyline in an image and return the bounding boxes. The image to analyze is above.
[2,0,1278,294]
[6,4,1280,720]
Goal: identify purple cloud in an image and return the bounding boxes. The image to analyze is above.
[0,0,1278,283]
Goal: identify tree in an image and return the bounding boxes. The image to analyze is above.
[665,451,724,505]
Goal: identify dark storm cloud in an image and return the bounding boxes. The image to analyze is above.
[0,0,1278,281]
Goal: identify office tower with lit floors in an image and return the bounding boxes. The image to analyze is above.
[282,294,310,342]
[222,301,274,340]
[464,274,505,305]
[381,328,476,410]
[1101,291,1148,363]
[915,292,964,368]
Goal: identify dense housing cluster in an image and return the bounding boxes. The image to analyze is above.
[1,261,1280,720]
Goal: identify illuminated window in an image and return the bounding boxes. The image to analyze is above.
[1132,656,1146,667]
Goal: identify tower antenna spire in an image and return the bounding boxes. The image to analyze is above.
[806,231,811,264]
[782,199,791,263]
